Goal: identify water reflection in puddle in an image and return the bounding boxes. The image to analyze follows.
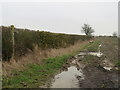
[50,66,84,88]
[50,51,103,88]
[42,45,106,88]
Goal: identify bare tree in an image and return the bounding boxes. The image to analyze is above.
[81,24,94,36]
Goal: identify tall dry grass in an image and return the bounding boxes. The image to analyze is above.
[2,40,90,77]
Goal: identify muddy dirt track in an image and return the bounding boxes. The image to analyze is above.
[40,37,119,88]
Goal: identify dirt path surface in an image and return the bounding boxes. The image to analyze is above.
[40,37,119,88]
[80,37,119,88]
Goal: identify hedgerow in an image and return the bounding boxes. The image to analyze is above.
[2,26,92,61]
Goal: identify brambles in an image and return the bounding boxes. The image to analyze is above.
[2,26,92,61]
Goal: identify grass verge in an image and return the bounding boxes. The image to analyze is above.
[84,40,101,52]
[80,40,101,65]
[3,44,88,88]
[80,40,101,52]
[3,54,73,88]
[3,40,95,88]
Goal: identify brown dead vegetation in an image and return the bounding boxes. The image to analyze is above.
[2,40,90,77]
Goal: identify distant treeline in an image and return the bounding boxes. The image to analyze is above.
[2,26,92,61]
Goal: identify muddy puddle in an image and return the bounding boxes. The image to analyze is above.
[50,66,84,88]
[40,44,117,88]
[47,50,104,88]
[40,43,119,88]
[103,66,112,71]
[77,51,103,57]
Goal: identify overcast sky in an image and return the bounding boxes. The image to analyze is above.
[1,1,118,36]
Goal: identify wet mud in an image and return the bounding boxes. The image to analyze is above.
[40,44,119,88]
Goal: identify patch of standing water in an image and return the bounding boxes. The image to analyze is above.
[50,66,84,88]
[88,52,103,57]
[103,66,112,71]
[43,43,104,88]
[78,51,103,57]
[77,44,103,57]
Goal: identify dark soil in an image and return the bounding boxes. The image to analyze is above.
[41,37,119,88]
[79,37,119,88]
[80,65,118,88]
